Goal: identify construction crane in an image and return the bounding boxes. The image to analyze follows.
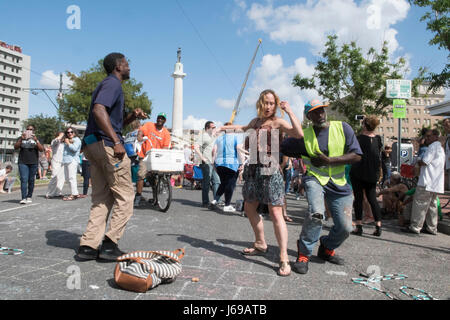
[229,39,262,124]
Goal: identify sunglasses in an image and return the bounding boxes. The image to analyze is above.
[66,131,74,134]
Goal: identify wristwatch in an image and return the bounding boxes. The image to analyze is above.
[114,141,121,145]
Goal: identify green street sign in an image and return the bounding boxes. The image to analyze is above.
[393,99,407,119]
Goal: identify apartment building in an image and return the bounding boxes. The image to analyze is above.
[377,84,446,144]
[0,40,30,161]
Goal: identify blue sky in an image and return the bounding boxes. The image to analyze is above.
[1,0,447,129]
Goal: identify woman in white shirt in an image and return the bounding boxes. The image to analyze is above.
[62,127,82,201]
[46,131,65,199]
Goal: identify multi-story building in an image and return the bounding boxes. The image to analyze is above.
[0,40,30,161]
[326,83,446,146]
[377,84,446,145]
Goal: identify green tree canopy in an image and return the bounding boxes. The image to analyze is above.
[410,0,449,91]
[292,35,420,128]
[60,59,152,124]
[23,114,64,145]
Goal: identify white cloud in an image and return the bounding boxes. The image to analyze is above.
[235,0,247,10]
[184,115,223,130]
[216,98,235,109]
[237,54,318,122]
[246,0,410,56]
[232,0,248,22]
[228,0,412,124]
[39,70,73,90]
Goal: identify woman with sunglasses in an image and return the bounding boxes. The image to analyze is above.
[62,127,82,201]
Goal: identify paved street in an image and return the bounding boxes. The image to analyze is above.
[0,182,449,301]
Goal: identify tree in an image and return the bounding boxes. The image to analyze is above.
[61,59,152,124]
[433,118,446,136]
[409,0,449,91]
[23,114,64,144]
[292,35,419,128]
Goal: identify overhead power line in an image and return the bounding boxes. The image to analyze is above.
[175,0,238,93]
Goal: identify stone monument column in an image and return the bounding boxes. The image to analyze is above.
[171,47,186,149]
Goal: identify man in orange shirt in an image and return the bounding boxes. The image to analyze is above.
[134,112,171,206]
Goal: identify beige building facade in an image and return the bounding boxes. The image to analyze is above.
[378,84,446,145]
[0,40,30,161]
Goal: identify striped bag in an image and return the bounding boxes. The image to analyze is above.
[114,249,185,293]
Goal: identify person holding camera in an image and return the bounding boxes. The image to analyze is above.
[62,127,82,201]
[14,124,44,204]
[46,131,66,199]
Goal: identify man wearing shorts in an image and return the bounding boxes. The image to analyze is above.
[38,150,49,179]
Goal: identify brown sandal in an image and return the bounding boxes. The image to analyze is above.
[284,215,293,222]
[277,261,291,277]
[241,245,268,256]
[63,195,78,201]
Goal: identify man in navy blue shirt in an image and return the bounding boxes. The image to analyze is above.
[77,52,147,261]
[281,101,362,275]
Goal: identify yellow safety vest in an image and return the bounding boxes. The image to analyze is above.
[302,121,347,186]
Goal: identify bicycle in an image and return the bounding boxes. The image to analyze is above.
[145,171,180,212]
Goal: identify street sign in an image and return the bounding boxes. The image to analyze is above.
[386,79,411,99]
[393,99,406,119]
[401,150,408,158]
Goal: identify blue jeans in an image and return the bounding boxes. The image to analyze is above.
[200,163,220,205]
[18,163,38,200]
[284,168,292,194]
[298,178,354,256]
[82,160,91,195]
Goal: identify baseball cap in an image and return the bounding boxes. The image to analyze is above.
[157,112,167,119]
[304,99,329,115]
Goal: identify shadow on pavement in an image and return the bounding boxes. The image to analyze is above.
[358,234,450,255]
[171,198,205,208]
[1,199,23,204]
[156,233,280,272]
[45,230,81,253]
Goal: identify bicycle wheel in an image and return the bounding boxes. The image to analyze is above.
[156,175,172,212]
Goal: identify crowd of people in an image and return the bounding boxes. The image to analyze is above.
[1,52,448,278]
[0,125,91,203]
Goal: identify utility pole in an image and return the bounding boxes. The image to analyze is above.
[24,73,68,131]
[58,73,63,131]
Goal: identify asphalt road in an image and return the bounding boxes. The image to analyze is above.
[0,182,449,301]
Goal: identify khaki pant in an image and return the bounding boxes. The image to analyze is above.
[80,141,135,249]
[409,186,438,234]
[137,158,147,180]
